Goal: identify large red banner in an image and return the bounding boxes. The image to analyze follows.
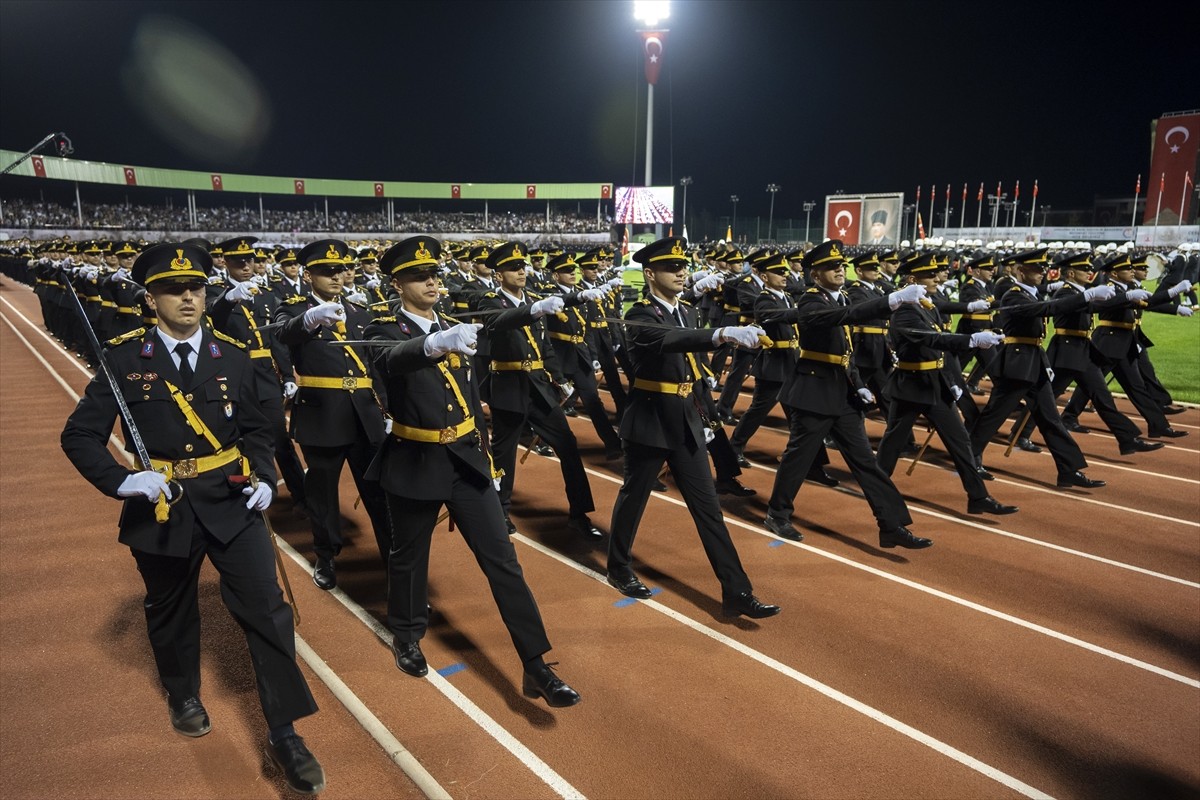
[294,179,305,195]
[31,156,45,178]
[1144,112,1200,224]
[641,31,667,86]
[826,199,862,244]
[211,174,223,191]
[123,167,137,186]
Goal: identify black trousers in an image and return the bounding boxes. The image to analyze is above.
[299,434,391,564]
[1062,355,1169,435]
[968,377,1086,474]
[729,378,781,453]
[876,396,988,500]
[491,401,594,518]
[608,439,752,596]
[384,478,551,664]
[963,344,997,387]
[591,331,628,417]
[716,348,756,414]
[264,395,307,506]
[572,368,623,452]
[131,522,317,729]
[768,404,912,532]
[1018,364,1142,446]
[1137,348,1172,407]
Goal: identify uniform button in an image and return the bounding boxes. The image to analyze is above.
[143,395,150,400]
[185,393,194,401]
[447,404,454,411]
[220,383,228,391]
[185,444,194,453]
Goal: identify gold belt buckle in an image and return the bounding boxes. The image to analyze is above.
[521,359,533,371]
[173,458,198,479]
[675,383,691,397]
[342,376,359,390]
[438,427,458,444]
[840,353,850,367]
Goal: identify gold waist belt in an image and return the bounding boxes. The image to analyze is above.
[295,374,373,390]
[632,378,693,397]
[391,417,475,444]
[799,349,850,367]
[492,359,544,371]
[149,447,242,481]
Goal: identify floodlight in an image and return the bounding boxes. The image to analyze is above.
[634,0,670,27]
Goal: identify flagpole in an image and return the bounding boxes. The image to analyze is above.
[976,183,983,228]
[1028,180,1038,238]
[914,185,921,240]
[960,183,967,229]
[928,184,935,238]
[1011,180,1020,228]
[1151,172,1164,247]
[1130,174,1141,229]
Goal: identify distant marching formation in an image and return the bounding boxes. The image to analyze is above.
[1,232,1195,796]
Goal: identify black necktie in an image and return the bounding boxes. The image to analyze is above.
[674,308,685,327]
[175,342,194,388]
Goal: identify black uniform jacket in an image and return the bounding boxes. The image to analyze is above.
[619,298,718,451]
[1046,282,1102,372]
[992,284,1088,383]
[845,278,892,369]
[364,312,493,500]
[886,303,973,404]
[955,276,996,334]
[751,289,799,383]
[273,295,386,447]
[477,290,567,413]
[61,326,276,558]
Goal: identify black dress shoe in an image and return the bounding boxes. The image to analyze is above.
[268,734,326,795]
[806,467,840,487]
[391,640,428,677]
[652,479,668,492]
[1120,438,1165,455]
[823,436,839,451]
[1056,471,1106,489]
[562,406,579,417]
[715,478,756,497]
[764,515,803,542]
[733,451,751,469]
[312,557,336,591]
[168,696,211,738]
[716,410,738,425]
[722,591,781,619]
[504,515,517,535]
[967,496,1019,515]
[1148,427,1188,439]
[1016,438,1042,453]
[879,527,933,549]
[605,448,624,461]
[532,443,555,456]
[522,663,581,707]
[567,515,604,539]
[976,466,995,481]
[1162,405,1186,416]
[967,383,985,396]
[1062,419,1089,434]
[606,572,652,599]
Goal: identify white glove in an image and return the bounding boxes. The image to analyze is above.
[117,471,172,502]
[242,482,273,511]
[113,267,131,282]
[253,273,270,287]
[690,269,711,281]
[560,381,576,399]
[384,418,393,435]
[950,385,963,401]
[81,266,100,280]
[530,296,565,317]
[364,275,382,289]
[493,477,502,492]
[1167,280,1192,298]
[940,279,958,293]
[889,283,928,309]
[343,289,369,305]
[578,287,606,303]
[1178,306,1194,317]
[705,375,718,389]
[966,300,990,313]
[1125,288,1151,302]
[606,276,623,289]
[283,381,298,399]
[970,331,1004,349]
[703,427,715,444]
[721,325,766,349]
[424,322,482,357]
[525,264,536,275]
[1046,367,1056,382]
[303,300,345,331]
[592,360,602,372]
[225,280,256,303]
[1046,281,1065,292]
[857,387,875,405]
[1083,285,1116,302]
[693,274,724,293]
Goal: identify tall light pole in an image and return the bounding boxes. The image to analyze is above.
[729,194,739,242]
[634,1,669,189]
[679,175,692,238]
[803,201,815,244]
[766,184,781,243]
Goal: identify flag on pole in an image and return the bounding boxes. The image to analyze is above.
[916,185,921,203]
[1135,174,1141,195]
[1014,180,1020,201]
[945,184,950,202]
[963,183,968,203]
[622,227,629,257]
[916,212,926,240]
[978,182,984,201]
[1032,180,1038,198]
[1160,172,1166,196]
[725,224,732,242]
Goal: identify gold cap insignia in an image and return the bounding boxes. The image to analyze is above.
[671,241,685,256]
[170,249,192,270]
[830,244,842,259]
[325,243,341,260]
[512,245,522,259]
[415,241,432,260]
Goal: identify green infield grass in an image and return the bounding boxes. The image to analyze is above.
[1138,308,1200,404]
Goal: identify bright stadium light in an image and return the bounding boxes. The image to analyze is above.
[634,0,670,27]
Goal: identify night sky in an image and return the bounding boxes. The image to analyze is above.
[1,0,1194,228]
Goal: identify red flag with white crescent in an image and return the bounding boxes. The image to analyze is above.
[641,31,667,85]
[1145,112,1200,223]
[916,212,926,240]
[526,184,537,199]
[826,199,861,244]
[1160,172,1166,195]
[600,184,611,199]
[211,174,223,191]
[31,156,46,178]
[294,179,305,195]
[621,227,629,256]
[124,167,137,186]
[451,184,461,199]
[1014,181,1020,201]
[374,182,384,197]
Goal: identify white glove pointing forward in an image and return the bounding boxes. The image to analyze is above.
[530,296,565,317]
[303,300,345,331]
[889,283,928,309]
[424,323,483,357]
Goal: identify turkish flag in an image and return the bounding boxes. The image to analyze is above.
[600,184,611,199]
[211,174,223,191]
[1145,112,1200,223]
[641,31,667,86]
[294,179,305,195]
[825,200,861,245]
[451,184,461,199]
[526,184,537,199]
[123,167,137,186]
[31,156,46,178]
[374,182,384,197]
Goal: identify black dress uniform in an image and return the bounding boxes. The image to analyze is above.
[59,243,318,755]
[966,249,1103,487]
[846,252,896,422]
[764,240,929,548]
[477,241,598,535]
[577,248,629,420]
[715,263,768,419]
[606,237,779,618]
[956,254,1000,393]
[273,239,391,587]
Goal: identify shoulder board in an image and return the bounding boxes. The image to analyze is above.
[484,291,498,298]
[343,298,365,311]
[847,280,861,288]
[526,290,544,299]
[679,298,693,307]
[966,278,977,286]
[635,298,651,306]
[106,327,146,346]
[806,287,820,293]
[212,329,247,349]
[285,295,308,305]
[372,315,397,324]
[1008,286,1023,292]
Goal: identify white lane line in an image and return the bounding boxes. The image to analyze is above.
[2,301,584,800]
[512,533,1054,800]
[529,449,1200,688]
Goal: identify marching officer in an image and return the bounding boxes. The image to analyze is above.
[363,236,581,707]
[273,239,391,590]
[605,236,780,618]
[576,247,629,420]
[60,242,324,795]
